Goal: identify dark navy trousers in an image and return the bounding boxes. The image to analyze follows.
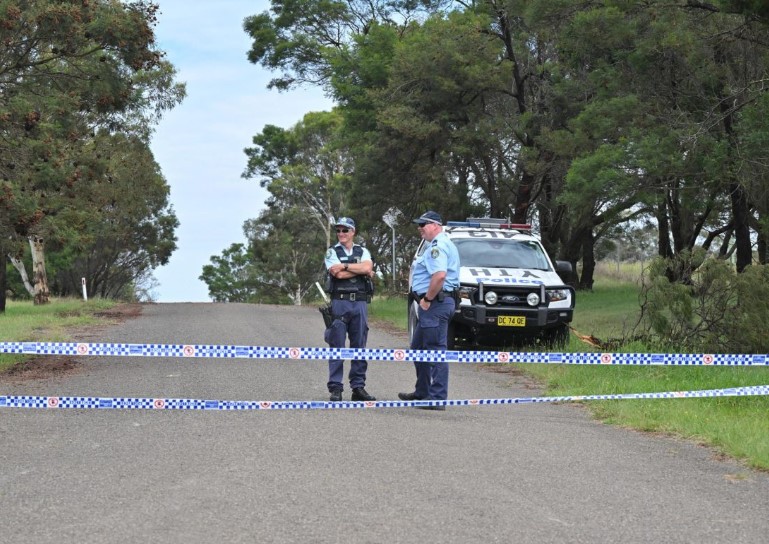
[409,296,455,400]
[325,298,369,392]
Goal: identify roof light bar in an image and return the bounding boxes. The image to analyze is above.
[446,220,532,231]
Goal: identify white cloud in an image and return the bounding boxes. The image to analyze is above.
[150,0,334,302]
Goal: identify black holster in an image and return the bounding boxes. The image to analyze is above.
[319,305,334,328]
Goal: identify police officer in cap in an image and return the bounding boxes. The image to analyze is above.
[399,210,459,410]
[324,217,376,402]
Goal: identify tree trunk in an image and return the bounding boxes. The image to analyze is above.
[512,170,534,224]
[579,229,595,290]
[9,255,35,296]
[716,63,752,273]
[294,284,302,305]
[0,252,6,313]
[30,236,50,305]
[757,211,767,265]
[560,224,588,287]
[730,181,752,272]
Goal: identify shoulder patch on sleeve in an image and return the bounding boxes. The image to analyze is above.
[430,247,440,259]
[326,248,334,258]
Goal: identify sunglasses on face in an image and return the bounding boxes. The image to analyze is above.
[336,228,350,233]
[417,223,428,227]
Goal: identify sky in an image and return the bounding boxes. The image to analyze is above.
[149,1,333,302]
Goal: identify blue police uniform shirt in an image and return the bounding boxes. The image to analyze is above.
[411,231,460,294]
[325,243,372,268]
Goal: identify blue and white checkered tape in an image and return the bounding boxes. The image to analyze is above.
[1,341,768,366]
[1,386,768,411]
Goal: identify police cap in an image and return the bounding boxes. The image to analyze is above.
[412,210,443,226]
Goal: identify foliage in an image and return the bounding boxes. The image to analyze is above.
[237,0,769,304]
[200,206,329,305]
[199,243,261,303]
[640,253,769,353]
[245,207,327,304]
[0,0,185,307]
[214,109,357,304]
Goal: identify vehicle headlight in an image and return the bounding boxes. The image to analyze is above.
[484,291,498,305]
[527,292,540,306]
[547,289,568,302]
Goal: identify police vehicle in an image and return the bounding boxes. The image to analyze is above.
[408,219,575,348]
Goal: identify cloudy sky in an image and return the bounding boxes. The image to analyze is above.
[150,1,333,302]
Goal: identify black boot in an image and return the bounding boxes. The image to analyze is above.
[351,387,376,401]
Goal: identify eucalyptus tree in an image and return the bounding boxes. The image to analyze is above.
[200,210,326,305]
[244,0,585,271]
[243,110,352,247]
[0,0,184,306]
[243,0,769,292]
[199,243,261,303]
[44,132,178,300]
[237,109,367,303]
[555,1,769,281]
[244,0,447,91]
[243,0,473,266]
[335,12,507,227]
[736,93,769,263]
[244,208,327,305]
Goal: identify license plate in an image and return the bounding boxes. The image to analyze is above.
[497,315,526,327]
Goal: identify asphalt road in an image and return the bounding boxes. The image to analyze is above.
[1,303,768,543]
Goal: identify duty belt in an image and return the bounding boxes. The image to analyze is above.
[331,292,370,302]
[412,290,457,302]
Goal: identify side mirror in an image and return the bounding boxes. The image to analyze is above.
[555,261,573,274]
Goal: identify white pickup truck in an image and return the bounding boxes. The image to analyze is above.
[408,218,575,349]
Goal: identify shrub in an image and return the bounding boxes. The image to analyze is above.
[640,252,769,353]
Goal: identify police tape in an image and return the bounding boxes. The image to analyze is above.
[2,341,769,366]
[1,385,768,411]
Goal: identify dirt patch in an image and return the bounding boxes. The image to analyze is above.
[3,355,80,383]
[482,363,543,390]
[93,303,144,322]
[1,303,144,383]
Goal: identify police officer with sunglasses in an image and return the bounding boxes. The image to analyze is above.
[324,217,376,402]
[399,210,460,410]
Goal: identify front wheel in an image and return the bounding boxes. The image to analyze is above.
[407,298,419,346]
[446,320,456,350]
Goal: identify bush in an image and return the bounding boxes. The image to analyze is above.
[640,252,769,353]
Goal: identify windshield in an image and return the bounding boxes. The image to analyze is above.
[453,238,551,270]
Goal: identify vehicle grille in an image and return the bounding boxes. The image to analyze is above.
[475,286,543,308]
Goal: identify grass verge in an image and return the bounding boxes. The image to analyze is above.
[0,298,118,372]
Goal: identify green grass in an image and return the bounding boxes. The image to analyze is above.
[569,278,642,340]
[0,298,117,371]
[369,283,769,471]
[369,294,409,330]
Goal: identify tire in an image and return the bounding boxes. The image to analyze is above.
[407,298,419,345]
[446,320,456,350]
